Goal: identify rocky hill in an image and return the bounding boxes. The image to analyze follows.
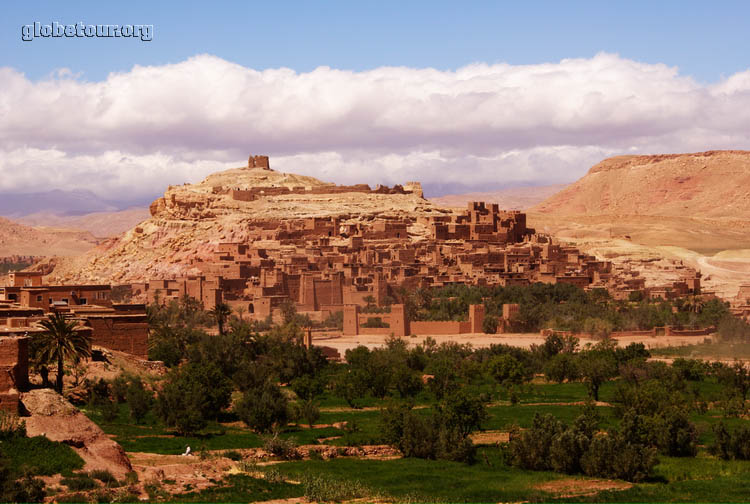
[532,150,750,218]
[44,163,447,284]
[0,216,99,257]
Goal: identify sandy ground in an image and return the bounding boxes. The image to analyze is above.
[316,332,714,354]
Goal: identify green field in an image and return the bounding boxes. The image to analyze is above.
[80,377,750,503]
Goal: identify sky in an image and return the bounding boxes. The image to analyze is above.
[1,1,750,204]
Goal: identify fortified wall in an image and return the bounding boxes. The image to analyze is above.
[343,303,519,337]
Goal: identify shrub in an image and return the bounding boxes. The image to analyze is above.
[89,469,119,487]
[486,354,530,386]
[262,434,301,460]
[61,474,98,491]
[126,377,153,423]
[544,353,579,383]
[580,433,657,482]
[223,451,242,461]
[89,378,111,406]
[392,365,423,399]
[380,401,478,463]
[361,316,389,328]
[55,492,87,503]
[331,368,369,408]
[648,408,698,457]
[235,381,289,433]
[710,422,750,460]
[101,398,120,423]
[482,315,499,334]
[671,358,709,381]
[506,409,657,482]
[300,399,320,428]
[0,459,45,503]
[110,375,129,403]
[290,375,323,401]
[155,362,232,435]
[263,467,284,484]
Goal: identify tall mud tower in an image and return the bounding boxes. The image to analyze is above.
[248,155,271,170]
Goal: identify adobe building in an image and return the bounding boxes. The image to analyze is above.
[129,158,713,338]
[0,278,149,359]
[0,336,28,413]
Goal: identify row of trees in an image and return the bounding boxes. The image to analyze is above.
[401,283,733,334]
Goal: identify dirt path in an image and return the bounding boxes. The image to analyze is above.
[535,477,632,498]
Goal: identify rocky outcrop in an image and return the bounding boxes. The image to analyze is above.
[20,389,133,478]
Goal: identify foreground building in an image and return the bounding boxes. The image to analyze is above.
[0,272,149,358]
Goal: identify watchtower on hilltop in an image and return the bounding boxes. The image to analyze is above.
[248,155,271,170]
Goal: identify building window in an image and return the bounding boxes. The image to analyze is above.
[61,298,69,304]
[36,295,43,302]
[79,298,87,305]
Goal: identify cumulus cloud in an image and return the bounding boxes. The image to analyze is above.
[1,52,749,200]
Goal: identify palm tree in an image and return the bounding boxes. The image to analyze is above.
[210,302,232,336]
[683,296,705,314]
[37,312,92,394]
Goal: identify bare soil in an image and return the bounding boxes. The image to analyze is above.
[535,477,632,498]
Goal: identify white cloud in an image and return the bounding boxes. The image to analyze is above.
[1,52,749,199]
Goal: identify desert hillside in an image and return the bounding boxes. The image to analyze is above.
[0,216,99,257]
[527,151,750,296]
[19,207,151,238]
[44,164,449,284]
[430,184,567,210]
[533,150,750,218]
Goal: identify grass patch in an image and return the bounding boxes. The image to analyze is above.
[302,472,378,502]
[61,474,98,491]
[568,454,750,502]
[170,474,303,503]
[0,435,84,476]
[89,469,119,487]
[484,404,618,431]
[278,447,561,502]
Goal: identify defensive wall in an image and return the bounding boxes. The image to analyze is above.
[343,304,490,337]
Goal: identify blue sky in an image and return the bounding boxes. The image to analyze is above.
[4,1,748,83]
[1,1,750,204]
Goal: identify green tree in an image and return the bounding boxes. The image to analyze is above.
[487,354,529,386]
[544,353,580,383]
[577,350,617,401]
[235,381,289,433]
[155,362,232,435]
[126,377,153,423]
[37,312,92,394]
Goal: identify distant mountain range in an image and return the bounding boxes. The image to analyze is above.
[0,189,155,218]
